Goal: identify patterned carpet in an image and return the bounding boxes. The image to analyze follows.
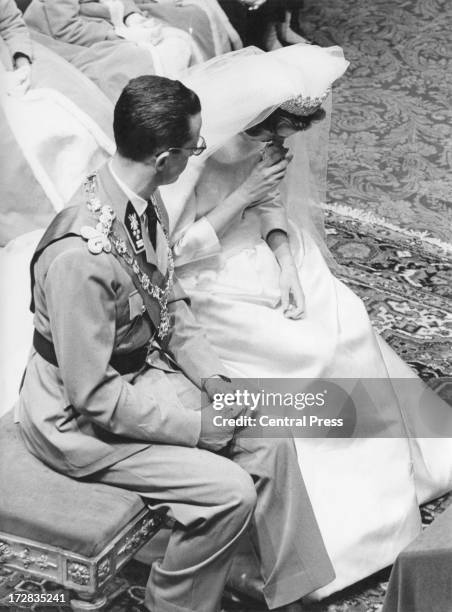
[299,0,452,244]
[325,209,451,383]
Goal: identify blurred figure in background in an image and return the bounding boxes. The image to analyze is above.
[0,0,115,410]
[219,0,307,50]
[0,0,114,244]
[135,0,241,56]
[22,0,237,101]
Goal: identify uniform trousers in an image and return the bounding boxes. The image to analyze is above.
[91,371,334,612]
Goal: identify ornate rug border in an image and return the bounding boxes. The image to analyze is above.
[324,202,452,257]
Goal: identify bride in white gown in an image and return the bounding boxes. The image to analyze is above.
[159,44,452,600]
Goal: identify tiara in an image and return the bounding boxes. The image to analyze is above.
[280,88,330,117]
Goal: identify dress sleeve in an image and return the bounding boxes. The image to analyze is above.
[0,0,33,62]
[44,247,200,446]
[256,190,290,239]
[172,215,221,266]
[39,0,116,45]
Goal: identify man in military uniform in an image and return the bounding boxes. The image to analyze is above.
[17,76,334,612]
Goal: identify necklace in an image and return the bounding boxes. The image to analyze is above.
[82,173,174,340]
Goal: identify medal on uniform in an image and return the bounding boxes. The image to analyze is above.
[80,224,112,254]
[124,201,145,255]
[83,174,174,340]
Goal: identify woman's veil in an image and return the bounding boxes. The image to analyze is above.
[279,93,334,263]
[161,43,349,260]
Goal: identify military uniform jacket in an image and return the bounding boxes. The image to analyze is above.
[17,163,227,477]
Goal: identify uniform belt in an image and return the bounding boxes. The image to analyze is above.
[33,329,148,375]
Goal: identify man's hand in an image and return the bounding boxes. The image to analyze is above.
[198,402,236,452]
[279,263,305,319]
[203,377,238,403]
[198,378,244,451]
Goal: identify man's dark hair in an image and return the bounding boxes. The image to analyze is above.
[113,75,201,162]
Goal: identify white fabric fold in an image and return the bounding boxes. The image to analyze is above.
[173,216,221,266]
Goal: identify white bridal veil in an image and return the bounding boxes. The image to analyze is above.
[162,43,349,259]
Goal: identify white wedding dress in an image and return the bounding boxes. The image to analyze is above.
[168,134,452,599]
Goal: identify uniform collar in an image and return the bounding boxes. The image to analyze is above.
[97,162,159,266]
[108,159,148,218]
[97,161,170,235]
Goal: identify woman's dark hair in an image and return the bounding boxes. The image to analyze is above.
[113,75,201,162]
[245,105,326,137]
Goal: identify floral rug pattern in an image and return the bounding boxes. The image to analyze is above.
[300,0,452,243]
[325,209,451,382]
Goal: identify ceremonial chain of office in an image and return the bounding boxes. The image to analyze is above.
[82,173,174,340]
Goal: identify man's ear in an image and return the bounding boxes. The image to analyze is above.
[155,151,170,171]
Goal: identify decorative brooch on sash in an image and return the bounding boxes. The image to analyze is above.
[81,173,174,339]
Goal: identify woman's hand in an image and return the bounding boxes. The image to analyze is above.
[237,156,291,206]
[261,141,290,166]
[205,145,291,238]
[267,230,305,319]
[279,262,305,319]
